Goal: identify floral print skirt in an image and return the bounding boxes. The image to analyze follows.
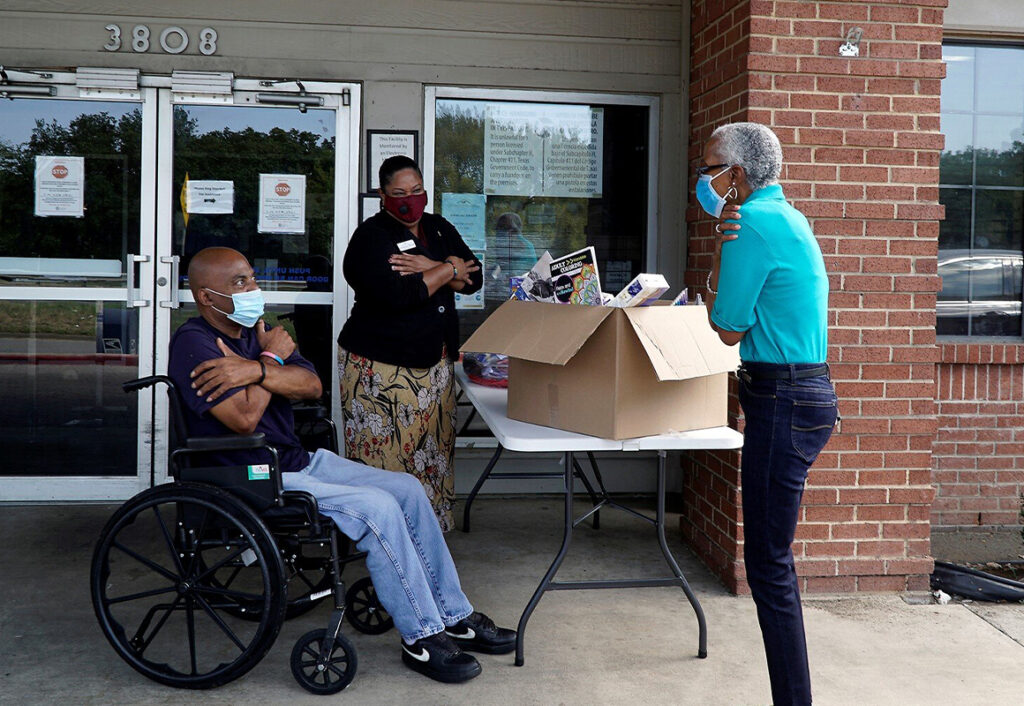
[338,346,457,532]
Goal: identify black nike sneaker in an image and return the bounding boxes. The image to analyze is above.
[445,612,517,655]
[400,632,482,683]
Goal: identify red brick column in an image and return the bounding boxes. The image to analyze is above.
[681,0,946,594]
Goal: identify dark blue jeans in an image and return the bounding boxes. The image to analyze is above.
[737,362,838,706]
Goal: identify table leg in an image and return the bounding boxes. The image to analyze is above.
[571,456,601,529]
[515,450,574,667]
[462,444,504,533]
[655,450,708,658]
[586,451,610,496]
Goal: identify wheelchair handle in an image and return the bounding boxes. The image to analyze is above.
[122,375,174,393]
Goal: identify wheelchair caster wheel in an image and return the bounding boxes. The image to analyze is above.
[291,629,357,695]
[345,576,394,634]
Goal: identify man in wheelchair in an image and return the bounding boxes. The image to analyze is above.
[168,246,514,683]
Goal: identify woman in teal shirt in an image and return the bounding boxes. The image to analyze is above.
[699,122,838,706]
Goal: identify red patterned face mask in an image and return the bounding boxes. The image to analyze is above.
[383,192,428,224]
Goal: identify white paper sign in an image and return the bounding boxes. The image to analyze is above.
[483,104,603,198]
[455,254,485,310]
[186,180,234,214]
[258,173,306,234]
[361,194,382,222]
[368,132,417,190]
[34,156,85,217]
[441,193,487,251]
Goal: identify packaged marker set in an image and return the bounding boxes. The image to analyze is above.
[613,273,669,308]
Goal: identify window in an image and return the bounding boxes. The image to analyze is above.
[939,43,1024,337]
[425,89,656,342]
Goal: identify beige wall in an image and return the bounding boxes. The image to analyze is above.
[945,0,1024,36]
[0,0,687,283]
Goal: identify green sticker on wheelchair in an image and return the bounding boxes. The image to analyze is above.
[247,464,270,480]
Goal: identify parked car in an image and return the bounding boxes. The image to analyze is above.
[937,248,1023,336]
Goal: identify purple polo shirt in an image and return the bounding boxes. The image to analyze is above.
[168,316,315,473]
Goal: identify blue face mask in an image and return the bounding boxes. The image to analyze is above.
[696,166,732,218]
[205,287,265,328]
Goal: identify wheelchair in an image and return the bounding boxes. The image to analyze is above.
[91,376,394,694]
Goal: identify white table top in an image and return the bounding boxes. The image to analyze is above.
[455,364,743,453]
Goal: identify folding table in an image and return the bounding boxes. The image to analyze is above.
[454,364,743,666]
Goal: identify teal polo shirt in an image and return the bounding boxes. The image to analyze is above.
[710,183,829,364]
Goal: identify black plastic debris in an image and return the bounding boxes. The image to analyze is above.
[930,560,1024,602]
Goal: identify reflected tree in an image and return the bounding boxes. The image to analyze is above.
[0,109,142,265]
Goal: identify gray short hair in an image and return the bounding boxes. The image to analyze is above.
[710,122,783,192]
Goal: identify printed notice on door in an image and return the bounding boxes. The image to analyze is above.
[455,254,485,310]
[34,156,85,217]
[186,180,234,214]
[483,104,603,198]
[258,174,306,234]
[441,193,487,251]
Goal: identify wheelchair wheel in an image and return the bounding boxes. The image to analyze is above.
[291,629,357,695]
[91,482,287,689]
[345,576,394,634]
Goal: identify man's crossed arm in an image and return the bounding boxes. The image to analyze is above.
[189,321,322,434]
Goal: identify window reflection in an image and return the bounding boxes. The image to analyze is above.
[938,250,1023,336]
[432,98,650,343]
[0,98,142,287]
[0,300,139,476]
[939,43,1024,338]
[172,105,336,292]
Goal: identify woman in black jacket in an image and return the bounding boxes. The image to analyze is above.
[338,155,482,531]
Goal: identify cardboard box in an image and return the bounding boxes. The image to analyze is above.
[460,300,741,439]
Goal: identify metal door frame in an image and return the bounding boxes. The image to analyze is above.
[0,70,361,500]
[0,71,158,501]
[151,77,361,485]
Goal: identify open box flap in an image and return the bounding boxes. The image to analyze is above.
[460,300,614,366]
[624,305,741,381]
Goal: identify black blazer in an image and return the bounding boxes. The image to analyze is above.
[338,210,483,368]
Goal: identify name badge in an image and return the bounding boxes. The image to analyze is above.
[397,239,416,252]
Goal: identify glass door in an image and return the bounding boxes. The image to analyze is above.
[151,79,359,483]
[0,72,158,500]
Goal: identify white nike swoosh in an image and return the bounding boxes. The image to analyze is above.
[445,627,476,640]
[402,645,430,662]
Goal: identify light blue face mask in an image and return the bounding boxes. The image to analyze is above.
[696,166,733,219]
[205,287,265,328]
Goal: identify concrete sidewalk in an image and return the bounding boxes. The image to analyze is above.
[2,497,1022,705]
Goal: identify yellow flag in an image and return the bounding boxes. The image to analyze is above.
[179,172,189,229]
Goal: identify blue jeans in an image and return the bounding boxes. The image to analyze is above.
[737,363,838,706]
[283,449,473,642]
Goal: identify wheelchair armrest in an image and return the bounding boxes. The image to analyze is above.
[185,433,267,451]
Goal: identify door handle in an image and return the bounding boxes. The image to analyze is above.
[159,255,181,308]
[126,254,150,308]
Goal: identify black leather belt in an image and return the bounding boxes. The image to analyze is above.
[738,364,829,382]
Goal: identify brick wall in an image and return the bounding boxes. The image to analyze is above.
[933,343,1024,528]
[681,0,947,594]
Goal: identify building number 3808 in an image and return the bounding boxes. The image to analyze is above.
[103,24,218,56]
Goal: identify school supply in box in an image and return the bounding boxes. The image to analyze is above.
[462,352,509,387]
[550,246,602,306]
[510,251,555,302]
[613,273,670,308]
